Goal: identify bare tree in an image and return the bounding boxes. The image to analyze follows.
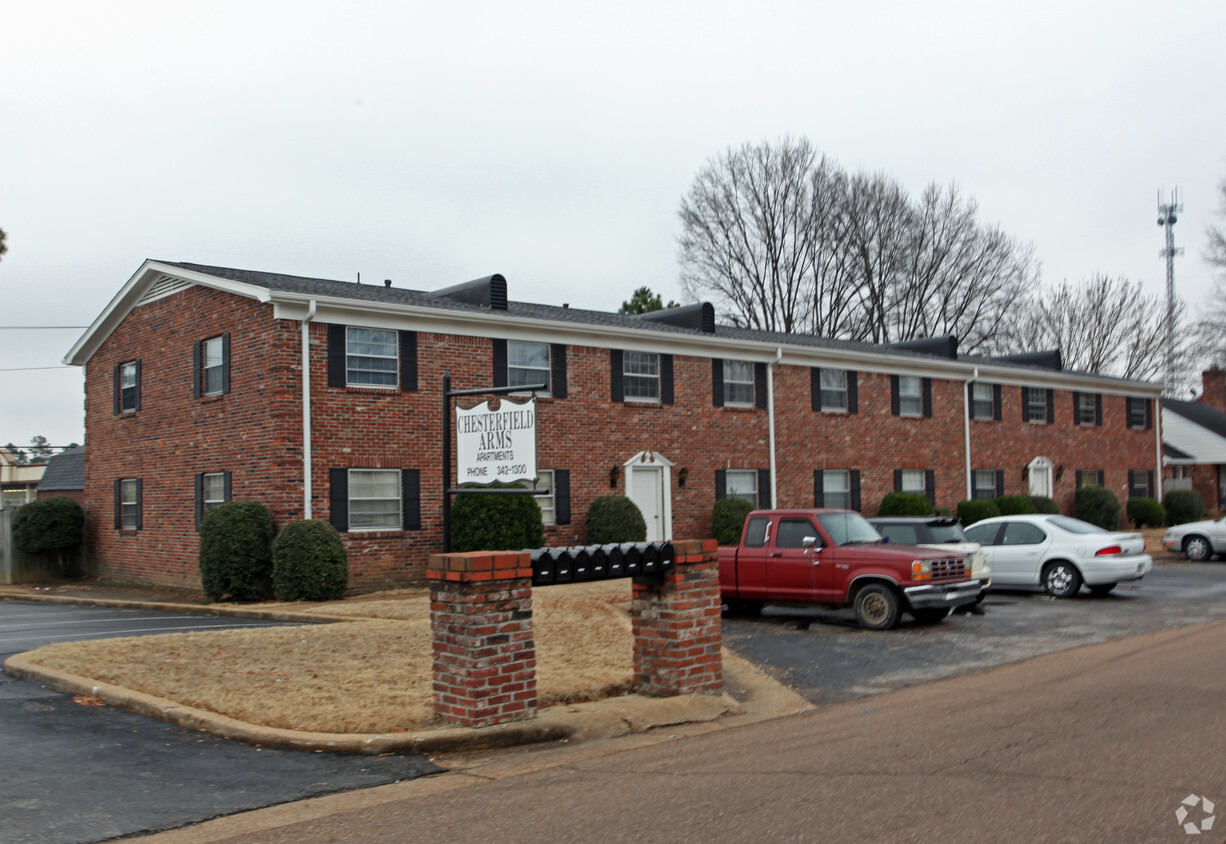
[1197,175,1226,366]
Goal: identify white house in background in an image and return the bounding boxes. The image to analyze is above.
[0,448,45,510]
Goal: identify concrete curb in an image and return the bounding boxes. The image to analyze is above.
[0,590,352,624]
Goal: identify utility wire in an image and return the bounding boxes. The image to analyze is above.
[0,326,88,330]
[0,366,76,372]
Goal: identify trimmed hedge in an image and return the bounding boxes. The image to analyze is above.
[1030,496,1060,514]
[994,495,1038,516]
[585,495,647,544]
[1126,497,1166,529]
[273,519,348,601]
[712,498,755,546]
[878,491,932,517]
[451,483,545,552]
[199,500,275,601]
[957,499,1000,526]
[1164,489,1204,526]
[1074,486,1120,531]
[12,496,84,557]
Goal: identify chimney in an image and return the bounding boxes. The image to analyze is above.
[1201,368,1226,413]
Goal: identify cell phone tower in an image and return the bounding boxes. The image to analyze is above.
[1158,188,1183,396]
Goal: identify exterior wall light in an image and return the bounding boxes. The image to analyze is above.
[610,464,621,488]
[678,467,689,488]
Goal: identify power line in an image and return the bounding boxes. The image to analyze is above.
[0,326,88,330]
[0,366,76,372]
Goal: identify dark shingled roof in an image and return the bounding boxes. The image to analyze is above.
[1165,399,1226,441]
[37,445,84,491]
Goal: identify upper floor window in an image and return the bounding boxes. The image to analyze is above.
[115,360,141,413]
[623,351,661,402]
[898,376,923,416]
[1025,387,1050,423]
[1127,397,1152,429]
[819,370,849,413]
[346,327,398,387]
[1075,392,1101,426]
[970,383,995,420]
[508,341,551,393]
[196,334,230,397]
[722,360,755,407]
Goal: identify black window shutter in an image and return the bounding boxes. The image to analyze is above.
[610,350,624,402]
[661,354,674,404]
[221,333,231,395]
[922,378,933,418]
[850,470,862,511]
[714,469,727,501]
[329,468,349,532]
[1020,387,1029,422]
[925,470,936,506]
[192,341,201,399]
[758,469,771,508]
[893,469,903,491]
[712,359,725,407]
[1146,399,1153,429]
[327,324,347,388]
[995,470,1005,498]
[1147,470,1154,497]
[810,368,821,411]
[1072,392,1081,425]
[492,339,508,388]
[813,470,824,507]
[1046,389,1055,424]
[1097,470,1105,487]
[1095,394,1102,426]
[993,384,1002,421]
[754,362,767,410]
[223,470,232,501]
[113,364,121,414]
[134,479,143,530]
[848,372,859,414]
[402,469,421,530]
[399,331,417,392]
[890,375,900,416]
[113,478,122,528]
[133,360,141,411]
[551,344,567,398]
[194,473,204,529]
[554,469,571,525]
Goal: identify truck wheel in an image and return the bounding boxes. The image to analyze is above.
[1043,561,1082,598]
[724,599,764,617]
[1184,536,1213,562]
[854,584,901,630]
[912,608,950,625]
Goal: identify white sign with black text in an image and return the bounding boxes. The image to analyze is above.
[455,397,538,485]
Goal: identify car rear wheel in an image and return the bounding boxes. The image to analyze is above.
[1184,536,1213,562]
[1043,561,1082,598]
[854,584,901,630]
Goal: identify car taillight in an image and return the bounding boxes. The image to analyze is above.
[1095,545,1123,556]
[912,560,931,581]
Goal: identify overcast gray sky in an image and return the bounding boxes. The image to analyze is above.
[2,0,1224,450]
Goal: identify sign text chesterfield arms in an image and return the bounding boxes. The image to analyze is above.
[455,397,538,485]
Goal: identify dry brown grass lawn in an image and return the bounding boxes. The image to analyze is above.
[24,580,634,734]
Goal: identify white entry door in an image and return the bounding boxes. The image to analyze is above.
[629,466,665,541]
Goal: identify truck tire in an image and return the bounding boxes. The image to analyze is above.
[854,584,901,630]
[724,598,764,617]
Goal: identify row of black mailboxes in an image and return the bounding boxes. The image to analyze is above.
[528,542,676,586]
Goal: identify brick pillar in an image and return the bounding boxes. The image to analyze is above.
[428,551,536,728]
[631,539,723,696]
[1202,368,1226,413]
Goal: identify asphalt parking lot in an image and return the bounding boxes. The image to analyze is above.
[722,561,1226,705]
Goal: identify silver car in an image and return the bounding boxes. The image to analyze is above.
[1162,517,1226,561]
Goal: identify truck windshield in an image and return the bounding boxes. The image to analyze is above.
[817,512,884,547]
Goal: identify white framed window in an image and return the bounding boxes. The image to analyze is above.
[898,376,923,417]
[346,327,398,387]
[202,472,227,515]
[623,351,660,401]
[120,478,140,530]
[973,469,997,500]
[348,469,401,530]
[1128,470,1152,499]
[1076,470,1101,488]
[725,469,759,507]
[535,469,556,525]
[1127,397,1149,429]
[1077,393,1096,426]
[723,360,755,406]
[900,469,926,494]
[820,370,849,413]
[202,336,226,396]
[509,341,551,394]
[1026,388,1048,423]
[971,383,994,420]
[120,361,139,411]
[822,469,852,509]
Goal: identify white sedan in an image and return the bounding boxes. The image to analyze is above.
[963,514,1152,598]
[1161,517,1226,561]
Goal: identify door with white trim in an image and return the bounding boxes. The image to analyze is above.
[629,466,665,541]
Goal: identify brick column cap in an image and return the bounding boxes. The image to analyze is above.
[427,551,532,582]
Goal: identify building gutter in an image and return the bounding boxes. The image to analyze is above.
[964,368,978,501]
[1155,397,1164,502]
[768,346,783,507]
[302,299,317,519]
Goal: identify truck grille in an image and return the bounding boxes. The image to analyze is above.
[930,557,967,580]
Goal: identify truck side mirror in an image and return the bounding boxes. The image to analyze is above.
[803,536,818,548]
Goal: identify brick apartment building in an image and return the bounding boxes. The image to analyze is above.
[66,260,1165,590]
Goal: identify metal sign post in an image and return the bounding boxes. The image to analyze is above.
[442,372,547,553]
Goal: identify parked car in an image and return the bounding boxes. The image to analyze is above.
[1161,517,1226,561]
[868,516,991,602]
[963,514,1151,598]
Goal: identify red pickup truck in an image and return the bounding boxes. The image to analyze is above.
[719,508,980,629]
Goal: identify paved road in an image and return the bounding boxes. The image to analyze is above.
[0,602,440,844]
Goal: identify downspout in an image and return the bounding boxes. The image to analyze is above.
[301,300,317,519]
[1155,396,1164,502]
[768,347,783,507]
[964,368,978,501]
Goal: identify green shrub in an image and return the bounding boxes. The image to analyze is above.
[12,496,84,557]
[451,483,545,552]
[877,492,932,517]
[1164,489,1204,526]
[956,499,1000,526]
[199,501,275,601]
[585,495,647,544]
[1030,496,1060,514]
[994,495,1038,516]
[1074,486,1120,531]
[712,498,754,545]
[1126,497,1166,529]
[273,520,348,601]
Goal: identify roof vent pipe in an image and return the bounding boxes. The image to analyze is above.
[384,279,392,288]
